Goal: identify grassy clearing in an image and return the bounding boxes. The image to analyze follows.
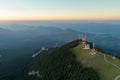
[106,54,120,68]
[72,44,120,80]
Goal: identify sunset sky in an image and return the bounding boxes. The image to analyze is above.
[0,0,120,20]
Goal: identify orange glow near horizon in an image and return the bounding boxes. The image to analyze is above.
[0,0,120,21]
[0,15,120,21]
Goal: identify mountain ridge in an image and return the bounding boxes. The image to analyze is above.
[26,39,120,80]
[26,40,100,80]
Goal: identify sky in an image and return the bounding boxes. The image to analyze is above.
[0,0,120,20]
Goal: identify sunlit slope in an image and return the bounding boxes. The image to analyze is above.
[72,44,120,80]
[26,40,100,80]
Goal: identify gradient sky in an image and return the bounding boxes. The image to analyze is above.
[0,0,120,20]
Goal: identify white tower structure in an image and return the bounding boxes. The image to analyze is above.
[78,34,81,44]
[92,43,96,55]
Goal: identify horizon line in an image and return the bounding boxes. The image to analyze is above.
[0,19,120,21]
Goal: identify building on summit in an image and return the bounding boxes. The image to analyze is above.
[80,33,97,55]
[84,44,90,49]
[90,43,96,55]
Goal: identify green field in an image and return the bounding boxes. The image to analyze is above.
[72,44,120,80]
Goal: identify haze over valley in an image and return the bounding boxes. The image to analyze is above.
[0,0,120,80]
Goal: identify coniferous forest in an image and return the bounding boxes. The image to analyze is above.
[26,40,100,80]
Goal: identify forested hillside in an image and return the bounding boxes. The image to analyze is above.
[26,40,100,80]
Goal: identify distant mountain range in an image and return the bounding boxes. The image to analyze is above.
[0,22,120,56]
[0,22,120,80]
